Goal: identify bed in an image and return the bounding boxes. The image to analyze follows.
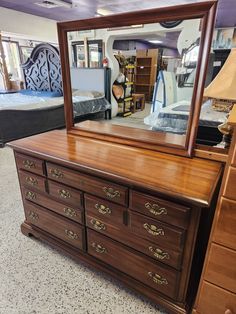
[144,100,227,145]
[0,43,111,147]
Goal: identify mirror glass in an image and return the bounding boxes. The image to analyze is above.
[66,18,202,146]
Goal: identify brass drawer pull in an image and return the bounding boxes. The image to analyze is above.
[28,211,39,220]
[63,207,77,217]
[91,242,107,254]
[58,189,71,199]
[26,191,36,200]
[148,246,170,260]
[65,229,79,240]
[25,176,38,186]
[103,187,121,199]
[143,223,164,236]
[90,218,106,231]
[23,160,35,169]
[50,168,64,179]
[148,272,168,285]
[145,202,167,216]
[95,203,112,215]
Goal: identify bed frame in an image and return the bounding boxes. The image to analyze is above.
[0,43,111,147]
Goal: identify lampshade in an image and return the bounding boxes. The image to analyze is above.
[204,48,236,101]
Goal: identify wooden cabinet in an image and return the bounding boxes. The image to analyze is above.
[9,130,222,314]
[193,118,236,314]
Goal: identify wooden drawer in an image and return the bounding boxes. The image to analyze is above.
[130,190,190,229]
[87,229,180,300]
[128,211,185,251]
[24,201,85,250]
[213,198,236,250]
[84,194,125,225]
[196,281,236,314]
[15,152,44,175]
[86,213,182,269]
[47,180,83,208]
[46,162,128,206]
[21,187,83,224]
[224,167,236,201]
[205,243,236,293]
[19,170,46,193]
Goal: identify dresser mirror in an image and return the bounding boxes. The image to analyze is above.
[58,1,217,156]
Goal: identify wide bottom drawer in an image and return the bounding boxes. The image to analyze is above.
[24,201,85,250]
[87,229,180,300]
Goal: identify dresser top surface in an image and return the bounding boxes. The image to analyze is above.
[9,130,223,207]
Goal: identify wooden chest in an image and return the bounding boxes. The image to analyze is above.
[9,130,223,314]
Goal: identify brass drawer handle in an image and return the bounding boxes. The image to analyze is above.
[25,176,38,186]
[58,189,71,199]
[148,272,168,285]
[90,218,106,231]
[148,246,170,260]
[50,168,64,179]
[91,242,107,254]
[23,160,35,169]
[103,187,121,199]
[63,207,77,217]
[95,203,112,215]
[143,223,164,236]
[28,211,39,220]
[26,191,36,200]
[145,202,167,216]
[65,229,79,240]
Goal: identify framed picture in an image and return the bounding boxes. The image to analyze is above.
[212,28,234,50]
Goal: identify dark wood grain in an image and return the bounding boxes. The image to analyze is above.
[22,186,84,224]
[130,190,190,229]
[84,194,125,226]
[87,229,180,300]
[8,130,223,207]
[24,201,85,250]
[46,161,128,206]
[47,180,83,208]
[15,152,45,175]
[128,210,186,251]
[18,170,46,193]
[85,211,183,270]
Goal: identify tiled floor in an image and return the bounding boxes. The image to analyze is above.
[0,147,165,314]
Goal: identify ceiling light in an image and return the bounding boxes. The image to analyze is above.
[96,8,114,16]
[35,0,72,9]
[148,40,163,44]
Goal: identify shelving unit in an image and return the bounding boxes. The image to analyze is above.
[117,64,135,117]
[134,49,158,101]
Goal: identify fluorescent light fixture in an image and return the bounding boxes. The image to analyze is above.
[107,24,143,31]
[96,8,114,16]
[148,40,163,44]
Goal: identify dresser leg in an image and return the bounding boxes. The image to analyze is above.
[21,221,37,238]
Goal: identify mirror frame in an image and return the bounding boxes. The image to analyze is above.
[57,1,217,157]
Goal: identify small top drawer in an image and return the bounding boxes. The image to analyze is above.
[129,210,185,251]
[15,152,44,176]
[130,191,190,229]
[84,194,125,225]
[46,162,128,206]
[18,170,46,193]
[47,180,83,208]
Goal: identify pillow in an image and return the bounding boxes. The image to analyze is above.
[72,89,104,98]
[19,89,63,98]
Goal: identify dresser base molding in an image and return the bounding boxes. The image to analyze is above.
[21,221,190,314]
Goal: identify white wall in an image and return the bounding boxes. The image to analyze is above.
[0,7,58,43]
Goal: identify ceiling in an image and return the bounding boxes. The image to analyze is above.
[0,0,235,27]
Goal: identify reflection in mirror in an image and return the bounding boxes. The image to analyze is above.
[67,18,202,138]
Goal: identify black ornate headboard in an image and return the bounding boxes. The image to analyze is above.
[21,43,63,94]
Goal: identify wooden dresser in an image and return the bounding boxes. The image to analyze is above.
[193,108,236,314]
[8,130,223,314]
